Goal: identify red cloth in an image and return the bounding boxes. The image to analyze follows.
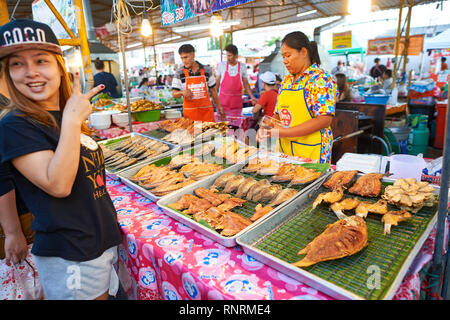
[257,89,278,117]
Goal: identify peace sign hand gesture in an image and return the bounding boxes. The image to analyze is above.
[63,72,105,125]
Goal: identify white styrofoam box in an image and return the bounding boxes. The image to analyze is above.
[336,153,383,173]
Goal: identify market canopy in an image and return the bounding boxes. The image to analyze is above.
[424,27,450,51]
[6,0,443,52]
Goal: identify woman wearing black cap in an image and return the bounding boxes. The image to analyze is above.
[0,19,122,300]
[257,31,337,163]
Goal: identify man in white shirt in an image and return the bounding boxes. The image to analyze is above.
[216,44,257,120]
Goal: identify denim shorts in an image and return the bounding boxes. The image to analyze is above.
[32,246,119,300]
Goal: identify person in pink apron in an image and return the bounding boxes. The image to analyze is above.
[217,44,257,126]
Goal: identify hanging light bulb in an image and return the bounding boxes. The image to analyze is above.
[141,12,152,37]
[209,14,223,38]
[348,0,371,16]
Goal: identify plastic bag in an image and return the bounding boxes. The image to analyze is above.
[0,251,44,300]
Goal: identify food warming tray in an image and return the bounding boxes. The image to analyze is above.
[98,132,180,180]
[236,175,442,300]
[156,154,331,247]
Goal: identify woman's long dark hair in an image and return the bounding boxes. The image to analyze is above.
[138,77,149,88]
[282,31,321,66]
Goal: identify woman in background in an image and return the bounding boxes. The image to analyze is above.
[335,73,352,102]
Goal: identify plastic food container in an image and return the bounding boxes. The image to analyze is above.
[133,109,161,122]
[112,112,130,126]
[381,154,427,181]
[164,110,181,119]
[364,94,390,105]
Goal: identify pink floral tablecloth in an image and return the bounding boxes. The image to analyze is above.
[96,122,160,140]
[107,178,449,300]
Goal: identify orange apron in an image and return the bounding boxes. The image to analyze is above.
[183,68,215,122]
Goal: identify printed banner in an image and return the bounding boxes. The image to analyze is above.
[332,31,352,49]
[32,0,78,39]
[162,51,175,64]
[161,0,255,26]
[367,34,424,56]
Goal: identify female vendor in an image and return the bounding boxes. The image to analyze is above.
[257,31,338,164]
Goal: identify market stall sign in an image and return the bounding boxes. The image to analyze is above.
[333,31,352,49]
[161,0,255,26]
[162,51,175,65]
[429,48,450,87]
[367,34,424,56]
[32,0,78,39]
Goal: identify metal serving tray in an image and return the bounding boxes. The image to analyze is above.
[236,175,442,300]
[117,137,251,202]
[142,126,225,147]
[98,132,180,180]
[156,155,331,247]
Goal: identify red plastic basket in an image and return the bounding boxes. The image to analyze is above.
[421,174,441,186]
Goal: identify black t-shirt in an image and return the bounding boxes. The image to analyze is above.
[0,161,29,216]
[94,71,121,98]
[0,110,122,261]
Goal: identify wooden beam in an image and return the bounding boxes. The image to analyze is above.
[0,0,9,26]
[302,0,327,17]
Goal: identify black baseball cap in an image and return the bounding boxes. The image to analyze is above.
[0,19,62,59]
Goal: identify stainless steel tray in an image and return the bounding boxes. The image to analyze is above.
[156,158,331,247]
[117,138,251,202]
[142,127,225,147]
[98,132,180,180]
[236,175,442,300]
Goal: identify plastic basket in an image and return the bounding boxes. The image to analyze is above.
[363,94,390,105]
[421,174,441,186]
[133,109,161,122]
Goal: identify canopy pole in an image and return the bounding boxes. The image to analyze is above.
[117,1,133,132]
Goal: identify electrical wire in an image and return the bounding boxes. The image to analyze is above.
[10,0,22,19]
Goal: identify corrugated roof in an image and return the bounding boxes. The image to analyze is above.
[4,0,444,51]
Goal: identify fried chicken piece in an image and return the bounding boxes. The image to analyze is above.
[235,177,258,198]
[293,215,368,267]
[220,212,253,236]
[290,166,322,185]
[382,210,412,235]
[257,160,282,176]
[348,173,383,197]
[246,179,271,201]
[152,179,196,197]
[168,194,200,211]
[194,188,230,206]
[217,197,247,211]
[312,187,344,209]
[211,172,236,189]
[214,141,239,159]
[250,204,274,222]
[271,163,297,182]
[267,188,299,207]
[241,157,272,173]
[329,197,360,220]
[355,199,388,218]
[252,184,282,202]
[183,198,214,215]
[323,170,358,190]
[167,154,200,169]
[223,175,246,194]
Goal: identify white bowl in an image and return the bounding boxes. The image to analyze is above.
[112,112,130,126]
[91,122,111,130]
